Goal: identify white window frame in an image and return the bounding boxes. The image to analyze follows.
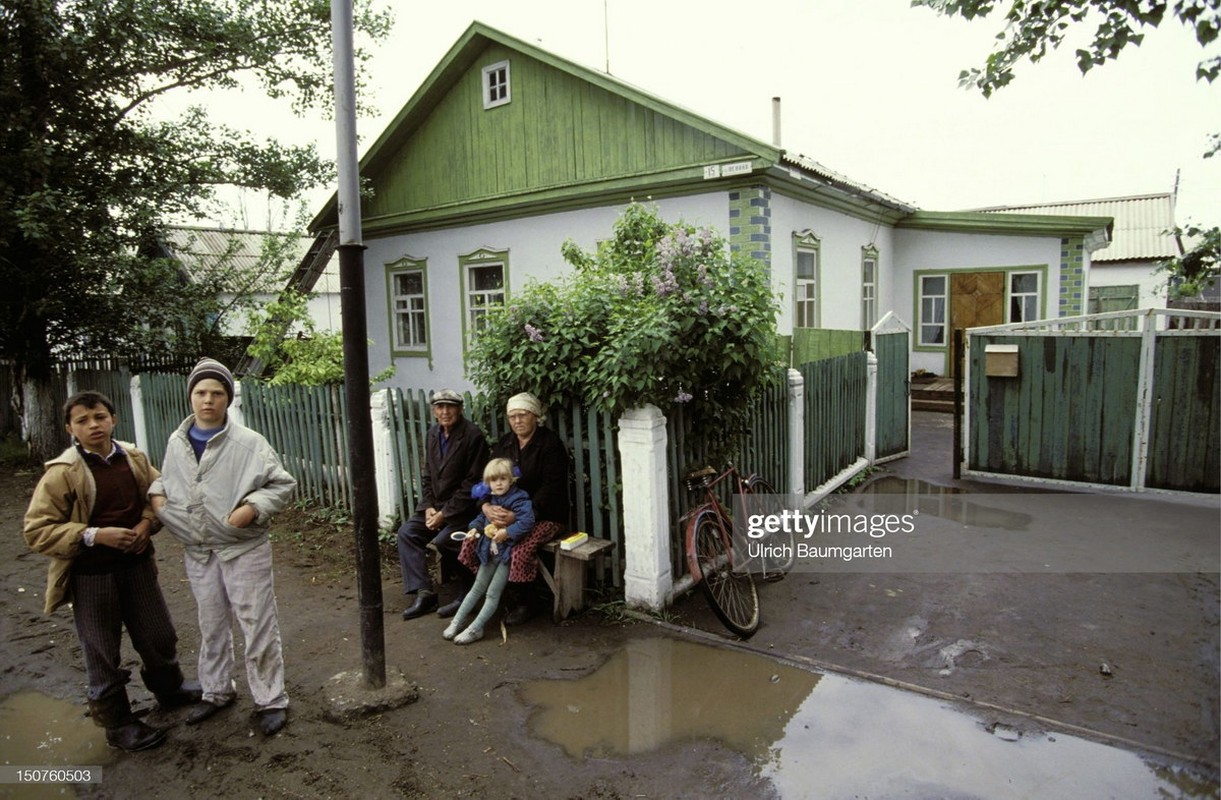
[1008,271,1040,323]
[459,248,509,347]
[386,257,429,357]
[793,231,821,329]
[918,274,948,346]
[861,246,878,330]
[481,60,511,109]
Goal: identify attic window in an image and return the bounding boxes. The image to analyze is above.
[482,60,510,109]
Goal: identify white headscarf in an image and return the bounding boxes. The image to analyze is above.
[506,392,544,423]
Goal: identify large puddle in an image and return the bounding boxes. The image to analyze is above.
[521,637,1219,799]
[0,691,114,800]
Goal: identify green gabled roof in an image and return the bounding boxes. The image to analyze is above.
[311,22,915,235]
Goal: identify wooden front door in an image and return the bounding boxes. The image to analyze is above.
[949,272,1005,375]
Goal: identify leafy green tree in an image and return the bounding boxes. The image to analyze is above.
[0,0,391,458]
[468,203,781,462]
[912,0,1219,98]
[1158,224,1220,297]
[245,289,394,386]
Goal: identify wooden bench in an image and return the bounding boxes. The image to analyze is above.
[537,537,615,622]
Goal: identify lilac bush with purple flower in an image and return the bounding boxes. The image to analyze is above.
[468,203,779,458]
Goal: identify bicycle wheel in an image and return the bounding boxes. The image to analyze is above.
[686,511,760,638]
[743,476,794,579]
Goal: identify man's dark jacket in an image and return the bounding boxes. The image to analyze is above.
[418,416,489,525]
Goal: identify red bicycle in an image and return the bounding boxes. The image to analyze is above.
[678,465,787,638]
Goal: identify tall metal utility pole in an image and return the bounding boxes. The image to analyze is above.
[331,0,385,688]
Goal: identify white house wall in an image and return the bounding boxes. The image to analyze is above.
[893,228,1070,375]
[364,194,730,393]
[769,194,897,333]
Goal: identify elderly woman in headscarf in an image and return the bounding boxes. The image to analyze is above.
[455,392,570,625]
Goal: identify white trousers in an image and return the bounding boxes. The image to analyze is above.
[184,540,288,711]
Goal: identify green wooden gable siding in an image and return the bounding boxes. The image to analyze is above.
[365,44,753,221]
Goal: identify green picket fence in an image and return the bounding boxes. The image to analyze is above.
[241,382,352,510]
[386,389,623,585]
[138,372,190,468]
[801,351,868,489]
[665,370,790,577]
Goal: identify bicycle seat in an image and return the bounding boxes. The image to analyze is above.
[683,466,716,491]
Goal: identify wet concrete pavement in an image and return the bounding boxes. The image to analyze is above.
[658,410,1221,793]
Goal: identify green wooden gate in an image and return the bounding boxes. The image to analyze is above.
[871,313,910,461]
[965,309,1220,493]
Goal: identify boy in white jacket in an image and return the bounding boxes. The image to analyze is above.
[150,358,296,736]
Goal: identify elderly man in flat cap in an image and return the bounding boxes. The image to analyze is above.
[397,389,490,621]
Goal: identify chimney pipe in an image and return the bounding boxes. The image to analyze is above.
[772,96,781,148]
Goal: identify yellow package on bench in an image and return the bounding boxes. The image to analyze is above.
[560,532,589,551]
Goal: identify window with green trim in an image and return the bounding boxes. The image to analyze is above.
[460,249,508,345]
[919,274,947,345]
[793,231,820,328]
[1009,272,1040,322]
[862,246,878,329]
[386,258,429,356]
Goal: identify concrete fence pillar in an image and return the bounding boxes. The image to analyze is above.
[130,374,149,453]
[786,368,804,497]
[865,351,878,464]
[370,389,399,527]
[229,381,246,428]
[617,404,672,611]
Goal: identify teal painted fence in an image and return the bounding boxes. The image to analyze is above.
[801,351,868,489]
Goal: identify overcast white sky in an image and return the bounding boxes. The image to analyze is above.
[193,0,1220,230]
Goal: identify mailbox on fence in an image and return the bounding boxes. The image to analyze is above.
[984,344,1019,377]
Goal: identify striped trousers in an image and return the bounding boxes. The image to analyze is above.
[70,558,181,701]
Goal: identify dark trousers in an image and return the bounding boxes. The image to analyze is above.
[396,512,470,595]
[70,558,182,701]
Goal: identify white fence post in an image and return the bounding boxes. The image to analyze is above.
[130,374,149,453]
[618,404,671,611]
[865,350,878,464]
[229,380,246,428]
[370,389,398,528]
[786,368,804,497]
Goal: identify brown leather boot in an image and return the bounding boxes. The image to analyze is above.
[89,691,166,752]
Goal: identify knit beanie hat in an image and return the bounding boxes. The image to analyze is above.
[188,357,235,401]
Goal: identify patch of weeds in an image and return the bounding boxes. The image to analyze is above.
[591,597,685,627]
[837,465,883,493]
[0,435,36,469]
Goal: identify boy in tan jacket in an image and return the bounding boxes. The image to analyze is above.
[23,390,199,751]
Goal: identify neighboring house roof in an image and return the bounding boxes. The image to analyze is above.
[972,193,1179,262]
[160,226,340,293]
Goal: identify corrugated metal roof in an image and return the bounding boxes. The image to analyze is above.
[163,227,340,293]
[780,152,916,212]
[973,193,1180,262]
